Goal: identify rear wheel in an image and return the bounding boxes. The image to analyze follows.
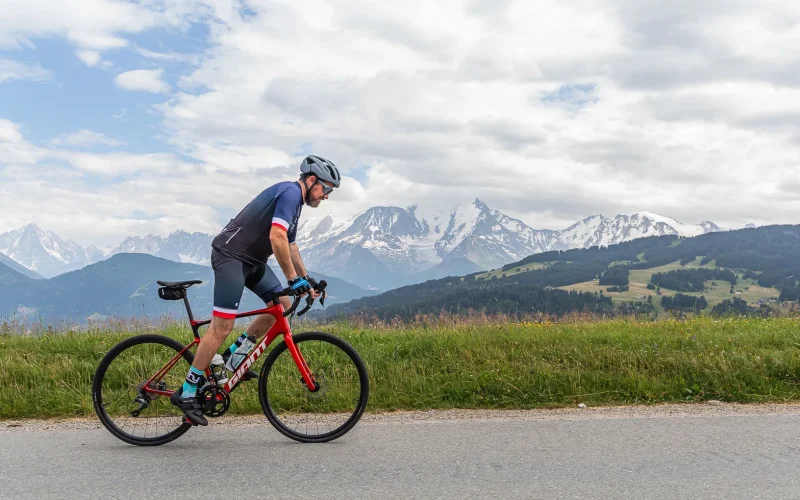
[259,332,369,443]
[92,334,194,446]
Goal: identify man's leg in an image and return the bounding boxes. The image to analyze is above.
[243,295,293,340]
[223,265,293,374]
[192,315,235,373]
[243,264,293,342]
[172,250,246,426]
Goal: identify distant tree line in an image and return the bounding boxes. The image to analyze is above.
[599,266,629,286]
[322,281,615,321]
[661,293,708,312]
[650,268,737,292]
[711,297,775,317]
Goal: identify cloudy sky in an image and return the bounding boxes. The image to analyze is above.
[1,0,799,247]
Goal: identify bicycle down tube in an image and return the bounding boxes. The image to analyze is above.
[142,300,317,397]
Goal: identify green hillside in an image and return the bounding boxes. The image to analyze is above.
[322,225,800,321]
[560,257,780,312]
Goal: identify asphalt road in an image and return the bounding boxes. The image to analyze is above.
[2,408,800,500]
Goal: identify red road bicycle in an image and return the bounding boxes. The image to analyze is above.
[92,279,369,446]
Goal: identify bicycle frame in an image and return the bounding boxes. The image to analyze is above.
[142,298,315,398]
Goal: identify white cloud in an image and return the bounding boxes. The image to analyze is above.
[157,0,800,232]
[75,50,102,68]
[133,45,201,64]
[50,130,123,147]
[4,1,800,247]
[0,57,52,83]
[114,69,170,93]
[0,0,163,50]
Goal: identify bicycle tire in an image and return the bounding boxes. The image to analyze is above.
[258,331,369,443]
[92,334,194,446]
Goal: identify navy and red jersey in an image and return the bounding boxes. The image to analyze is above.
[211,181,303,266]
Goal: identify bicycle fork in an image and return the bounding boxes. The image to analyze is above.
[284,334,319,392]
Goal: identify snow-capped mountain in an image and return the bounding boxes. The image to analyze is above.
[110,231,214,265]
[0,224,98,278]
[551,212,722,251]
[2,204,724,285]
[295,202,723,288]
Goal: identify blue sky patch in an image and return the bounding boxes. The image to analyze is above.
[541,83,598,109]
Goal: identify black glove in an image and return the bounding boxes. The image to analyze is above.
[304,275,318,289]
[288,276,311,295]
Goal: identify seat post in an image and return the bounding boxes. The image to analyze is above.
[182,292,195,322]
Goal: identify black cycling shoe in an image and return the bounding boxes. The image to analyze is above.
[222,351,258,381]
[170,388,208,426]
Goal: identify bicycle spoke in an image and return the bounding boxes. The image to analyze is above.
[260,332,368,442]
[94,335,193,445]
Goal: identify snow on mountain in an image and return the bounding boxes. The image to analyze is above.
[0,223,96,278]
[110,231,214,265]
[3,206,725,287]
[294,199,556,288]
[552,213,723,250]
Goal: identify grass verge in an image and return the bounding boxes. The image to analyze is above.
[2,317,800,419]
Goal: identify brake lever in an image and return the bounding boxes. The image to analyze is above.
[296,294,314,317]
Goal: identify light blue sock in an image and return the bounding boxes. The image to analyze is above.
[181,366,205,398]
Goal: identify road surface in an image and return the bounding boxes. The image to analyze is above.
[2,404,799,499]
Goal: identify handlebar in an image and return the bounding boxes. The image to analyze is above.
[271,280,328,317]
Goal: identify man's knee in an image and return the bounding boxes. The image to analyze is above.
[209,316,235,337]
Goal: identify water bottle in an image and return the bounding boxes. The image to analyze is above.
[225,334,256,372]
[210,353,228,386]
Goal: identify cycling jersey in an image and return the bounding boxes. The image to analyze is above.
[211,181,303,266]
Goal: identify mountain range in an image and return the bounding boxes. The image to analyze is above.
[1,200,725,289]
[316,224,800,321]
[0,253,374,322]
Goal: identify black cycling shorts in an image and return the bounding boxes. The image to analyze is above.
[211,248,283,319]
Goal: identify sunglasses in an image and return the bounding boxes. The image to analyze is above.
[318,181,335,195]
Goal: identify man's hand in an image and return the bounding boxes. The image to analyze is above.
[304,275,320,299]
[288,276,311,296]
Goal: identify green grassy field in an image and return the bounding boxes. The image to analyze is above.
[3,316,800,419]
[559,258,780,311]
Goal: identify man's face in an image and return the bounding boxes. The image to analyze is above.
[307,176,335,207]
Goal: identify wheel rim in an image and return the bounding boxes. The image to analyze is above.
[263,337,366,440]
[96,341,190,442]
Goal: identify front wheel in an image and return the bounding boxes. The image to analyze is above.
[258,332,369,443]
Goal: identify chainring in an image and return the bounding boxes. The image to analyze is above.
[198,386,231,418]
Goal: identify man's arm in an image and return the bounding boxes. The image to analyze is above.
[289,242,319,298]
[270,230,298,281]
[289,242,308,278]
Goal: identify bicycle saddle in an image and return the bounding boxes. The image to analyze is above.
[157,280,202,288]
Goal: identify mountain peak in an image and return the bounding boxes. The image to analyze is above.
[20,222,44,233]
[473,198,489,210]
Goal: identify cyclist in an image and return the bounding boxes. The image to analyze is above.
[171,155,341,426]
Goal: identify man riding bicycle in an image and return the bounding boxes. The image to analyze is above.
[171,155,341,426]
